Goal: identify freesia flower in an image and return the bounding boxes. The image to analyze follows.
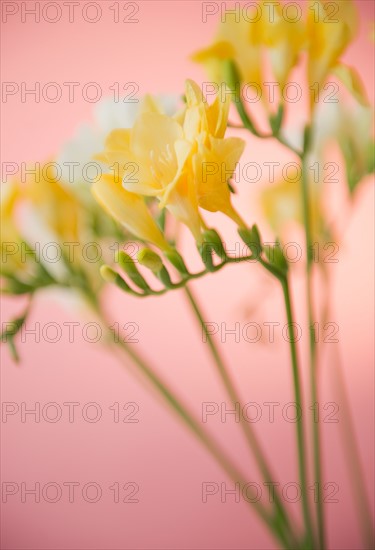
[306,0,367,109]
[193,0,366,113]
[192,1,305,100]
[0,181,25,273]
[95,80,246,242]
[23,163,80,243]
[57,94,179,186]
[183,80,246,225]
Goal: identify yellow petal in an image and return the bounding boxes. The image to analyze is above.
[92,174,170,250]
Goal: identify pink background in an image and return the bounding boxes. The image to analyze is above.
[1,1,374,549]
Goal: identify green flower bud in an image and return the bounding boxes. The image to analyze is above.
[100,265,117,283]
[264,242,288,275]
[164,249,189,275]
[100,265,133,293]
[137,248,163,273]
[115,251,150,291]
[137,248,174,289]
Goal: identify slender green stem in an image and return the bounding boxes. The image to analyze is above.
[233,98,302,157]
[184,285,299,548]
[112,254,257,298]
[301,147,325,550]
[281,275,315,550]
[98,309,293,549]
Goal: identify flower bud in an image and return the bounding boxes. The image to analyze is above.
[264,242,288,275]
[115,251,150,291]
[137,249,163,273]
[164,249,189,275]
[100,265,133,292]
[100,265,117,283]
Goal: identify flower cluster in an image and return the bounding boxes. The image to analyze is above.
[193,0,368,110]
[93,80,246,246]
[2,0,373,352]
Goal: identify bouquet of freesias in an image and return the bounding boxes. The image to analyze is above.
[1,1,374,549]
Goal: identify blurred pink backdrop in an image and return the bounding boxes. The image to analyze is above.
[1,1,374,549]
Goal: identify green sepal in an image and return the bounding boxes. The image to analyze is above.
[198,242,215,272]
[157,266,173,289]
[156,208,167,232]
[270,104,284,136]
[264,241,288,275]
[238,225,262,258]
[203,229,226,261]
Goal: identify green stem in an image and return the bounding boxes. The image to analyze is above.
[301,145,325,550]
[184,285,299,548]
[98,309,292,549]
[281,275,316,550]
[233,97,302,157]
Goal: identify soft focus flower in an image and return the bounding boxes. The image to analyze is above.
[260,176,323,242]
[95,80,246,242]
[192,1,305,97]
[193,0,366,113]
[57,94,179,186]
[23,162,80,242]
[306,0,367,108]
[0,181,25,273]
[311,100,374,194]
[1,181,20,245]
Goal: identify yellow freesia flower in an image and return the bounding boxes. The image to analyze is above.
[0,181,25,273]
[307,0,367,109]
[1,181,20,243]
[96,81,246,241]
[193,0,366,113]
[182,80,246,224]
[192,12,263,91]
[92,174,171,251]
[193,1,305,96]
[24,162,80,242]
[262,2,305,89]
